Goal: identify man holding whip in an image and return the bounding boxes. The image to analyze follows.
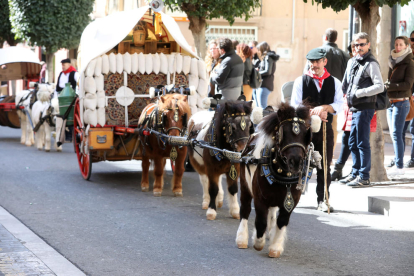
[291,48,344,212]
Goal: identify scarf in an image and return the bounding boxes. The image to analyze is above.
[388,47,412,68]
[306,68,331,88]
[62,65,77,75]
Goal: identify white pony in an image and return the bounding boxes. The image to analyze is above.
[15,84,37,146]
[31,84,61,152]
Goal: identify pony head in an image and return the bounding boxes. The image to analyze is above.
[158,94,191,137]
[216,100,253,152]
[37,84,55,102]
[258,102,312,174]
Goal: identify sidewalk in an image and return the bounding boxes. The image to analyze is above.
[298,131,414,225]
[0,206,85,276]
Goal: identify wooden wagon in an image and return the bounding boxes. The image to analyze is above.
[74,4,208,179]
[0,47,41,129]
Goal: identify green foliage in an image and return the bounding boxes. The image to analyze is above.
[0,0,17,45]
[303,0,411,12]
[164,0,261,25]
[9,0,94,53]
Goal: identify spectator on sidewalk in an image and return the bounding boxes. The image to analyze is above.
[385,36,414,175]
[249,41,260,69]
[340,32,384,187]
[402,30,414,168]
[206,40,221,97]
[291,48,344,212]
[253,41,279,108]
[39,62,46,83]
[211,38,244,100]
[332,42,377,181]
[236,43,253,101]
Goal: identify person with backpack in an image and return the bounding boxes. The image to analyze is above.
[236,43,253,101]
[253,42,279,108]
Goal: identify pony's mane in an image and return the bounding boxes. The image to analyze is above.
[159,94,191,115]
[259,102,310,137]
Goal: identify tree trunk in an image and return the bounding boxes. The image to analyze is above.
[46,53,55,84]
[188,16,207,59]
[355,1,389,182]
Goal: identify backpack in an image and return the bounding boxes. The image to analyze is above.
[249,69,262,89]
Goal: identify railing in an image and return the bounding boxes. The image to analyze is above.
[205,26,258,45]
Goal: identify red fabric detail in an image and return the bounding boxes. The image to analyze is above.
[62,66,77,75]
[305,68,331,88]
[342,101,377,132]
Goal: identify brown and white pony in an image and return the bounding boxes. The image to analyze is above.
[236,103,320,258]
[138,93,191,197]
[188,101,254,220]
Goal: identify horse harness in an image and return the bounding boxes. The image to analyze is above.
[206,107,254,180]
[141,98,188,161]
[243,115,316,213]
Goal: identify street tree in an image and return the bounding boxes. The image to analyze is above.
[0,0,19,47]
[164,0,261,59]
[9,0,95,81]
[305,0,411,182]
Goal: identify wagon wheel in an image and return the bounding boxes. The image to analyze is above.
[73,98,92,180]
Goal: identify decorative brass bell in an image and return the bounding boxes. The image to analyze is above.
[277,168,282,173]
[272,159,277,164]
[287,172,292,177]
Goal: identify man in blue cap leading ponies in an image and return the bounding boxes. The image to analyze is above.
[291,48,344,212]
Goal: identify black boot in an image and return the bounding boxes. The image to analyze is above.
[331,163,344,181]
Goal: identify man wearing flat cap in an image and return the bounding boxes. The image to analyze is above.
[291,48,344,212]
[56,58,79,93]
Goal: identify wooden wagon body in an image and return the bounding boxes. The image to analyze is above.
[74,5,208,179]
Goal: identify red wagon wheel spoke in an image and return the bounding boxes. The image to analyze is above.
[73,98,92,180]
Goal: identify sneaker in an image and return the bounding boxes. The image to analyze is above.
[387,166,405,176]
[346,176,370,187]
[404,159,414,168]
[339,174,356,184]
[317,201,334,212]
[386,159,395,168]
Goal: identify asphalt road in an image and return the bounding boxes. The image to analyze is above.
[1,126,413,276]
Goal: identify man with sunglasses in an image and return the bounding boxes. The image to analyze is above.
[340,32,384,187]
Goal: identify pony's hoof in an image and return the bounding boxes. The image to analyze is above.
[57,149,62,152]
[206,208,217,220]
[153,191,162,197]
[45,149,50,152]
[269,250,281,258]
[26,144,32,147]
[231,212,240,220]
[141,187,149,192]
[173,192,183,197]
[202,202,209,210]
[253,243,265,251]
[217,201,223,208]
[237,242,248,249]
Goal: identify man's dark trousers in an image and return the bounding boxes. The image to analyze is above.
[312,127,334,203]
[349,109,375,180]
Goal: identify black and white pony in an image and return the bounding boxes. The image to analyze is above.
[236,103,321,258]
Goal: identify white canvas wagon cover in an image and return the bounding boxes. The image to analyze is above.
[0,47,41,81]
